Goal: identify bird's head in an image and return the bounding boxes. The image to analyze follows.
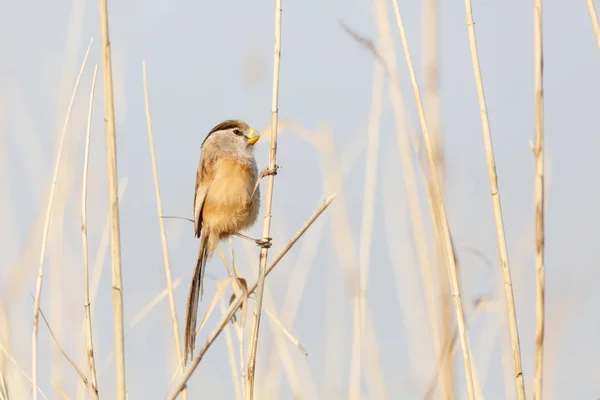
[202,119,261,158]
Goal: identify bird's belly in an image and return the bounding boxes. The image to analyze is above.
[202,160,259,236]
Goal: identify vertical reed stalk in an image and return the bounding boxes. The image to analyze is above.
[142,61,187,400]
[389,1,475,397]
[82,64,100,400]
[246,0,283,398]
[98,0,127,397]
[463,1,526,398]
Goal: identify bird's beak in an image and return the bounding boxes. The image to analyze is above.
[246,128,260,145]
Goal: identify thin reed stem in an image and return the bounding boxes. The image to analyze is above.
[586,0,600,51]
[389,1,475,397]
[168,194,336,400]
[246,0,283,398]
[31,39,93,400]
[463,1,526,398]
[142,61,187,400]
[533,0,545,398]
[98,0,127,397]
[81,64,100,400]
[422,0,454,394]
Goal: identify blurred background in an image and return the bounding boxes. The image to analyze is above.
[1,0,599,399]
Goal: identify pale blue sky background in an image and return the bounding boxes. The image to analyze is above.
[1,0,600,399]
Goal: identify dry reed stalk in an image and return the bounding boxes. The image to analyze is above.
[81,64,100,400]
[167,194,336,400]
[586,0,600,51]
[227,229,314,399]
[385,1,476,397]
[422,0,454,395]
[98,0,126,397]
[246,0,283,398]
[142,61,187,400]
[89,178,128,317]
[348,60,384,400]
[463,1,526,398]
[31,39,93,400]
[533,0,545,397]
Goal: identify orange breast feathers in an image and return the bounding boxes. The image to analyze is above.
[201,158,260,237]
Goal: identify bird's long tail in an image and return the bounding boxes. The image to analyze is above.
[184,230,209,364]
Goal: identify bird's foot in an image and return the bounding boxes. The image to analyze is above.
[260,165,279,179]
[255,237,272,248]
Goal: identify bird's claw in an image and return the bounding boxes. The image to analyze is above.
[255,237,272,248]
[260,165,279,179]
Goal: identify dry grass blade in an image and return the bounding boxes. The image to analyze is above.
[142,60,187,400]
[98,0,127,397]
[533,0,545,398]
[387,0,476,396]
[37,306,90,390]
[167,194,336,400]
[586,0,600,51]
[463,1,526,398]
[262,306,308,356]
[246,0,283,398]
[31,38,93,400]
[81,63,99,400]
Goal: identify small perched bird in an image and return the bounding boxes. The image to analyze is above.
[184,119,275,363]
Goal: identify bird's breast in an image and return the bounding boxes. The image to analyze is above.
[202,158,259,235]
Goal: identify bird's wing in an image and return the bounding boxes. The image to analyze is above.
[193,155,214,238]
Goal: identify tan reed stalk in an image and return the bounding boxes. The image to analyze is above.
[422,0,454,395]
[142,61,187,400]
[246,0,283,398]
[348,60,384,400]
[463,1,526,398]
[98,0,127,397]
[533,0,545,398]
[81,64,100,400]
[31,39,93,400]
[587,0,600,51]
[167,194,336,400]
[388,1,475,397]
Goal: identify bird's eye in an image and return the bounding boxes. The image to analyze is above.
[233,129,242,136]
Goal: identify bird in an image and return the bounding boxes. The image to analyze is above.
[184,119,276,364]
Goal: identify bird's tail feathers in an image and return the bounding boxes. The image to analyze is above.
[184,229,210,364]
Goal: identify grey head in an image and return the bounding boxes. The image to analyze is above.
[201,119,260,161]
